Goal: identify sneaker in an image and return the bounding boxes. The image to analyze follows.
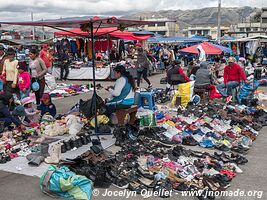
[148,84,153,89]
[225,96,232,103]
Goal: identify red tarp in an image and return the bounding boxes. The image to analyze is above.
[54,27,150,41]
[179,42,222,55]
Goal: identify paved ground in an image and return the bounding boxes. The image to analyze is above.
[0,73,266,200]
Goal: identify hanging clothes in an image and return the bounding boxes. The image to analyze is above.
[70,40,77,54]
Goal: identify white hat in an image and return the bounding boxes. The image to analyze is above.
[21,96,35,106]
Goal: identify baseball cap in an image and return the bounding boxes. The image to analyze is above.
[41,93,50,101]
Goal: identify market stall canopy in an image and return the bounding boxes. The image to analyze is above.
[54,27,151,40]
[0,16,174,30]
[191,35,209,41]
[179,42,222,54]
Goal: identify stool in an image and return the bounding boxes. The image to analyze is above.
[194,88,209,100]
[115,105,138,125]
[137,91,156,110]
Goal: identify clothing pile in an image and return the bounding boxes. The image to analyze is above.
[47,83,90,99]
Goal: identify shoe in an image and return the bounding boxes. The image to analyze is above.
[148,84,153,89]
[225,96,232,104]
[61,143,67,153]
[76,137,83,147]
[182,136,198,146]
[63,140,72,151]
[81,135,89,145]
[45,143,61,164]
[112,178,129,189]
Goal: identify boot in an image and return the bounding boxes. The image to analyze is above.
[45,143,61,164]
[40,143,49,158]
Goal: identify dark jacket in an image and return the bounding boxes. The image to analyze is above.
[195,62,214,86]
[167,64,190,84]
[136,50,149,69]
[0,53,8,74]
[37,103,57,117]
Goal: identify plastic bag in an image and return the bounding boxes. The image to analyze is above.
[40,165,93,200]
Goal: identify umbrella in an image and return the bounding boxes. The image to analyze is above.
[179,42,222,55]
[212,44,232,53]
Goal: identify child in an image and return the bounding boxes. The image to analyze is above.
[17,61,31,100]
[37,93,57,117]
[22,96,40,124]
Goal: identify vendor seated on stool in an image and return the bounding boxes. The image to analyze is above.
[165,59,190,95]
[216,57,248,100]
[195,62,215,89]
[104,64,135,116]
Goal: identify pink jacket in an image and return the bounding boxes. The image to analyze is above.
[18,71,31,90]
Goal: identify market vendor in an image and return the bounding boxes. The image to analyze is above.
[104,64,135,116]
[216,57,248,101]
[165,59,190,95]
[195,62,216,89]
[0,93,24,131]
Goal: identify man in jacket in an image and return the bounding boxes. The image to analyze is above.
[217,57,248,98]
[195,62,215,89]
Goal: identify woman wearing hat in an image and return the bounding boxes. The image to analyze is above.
[104,64,135,115]
[1,47,18,95]
[29,48,48,105]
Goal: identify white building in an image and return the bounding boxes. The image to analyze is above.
[142,18,179,36]
[186,25,230,39]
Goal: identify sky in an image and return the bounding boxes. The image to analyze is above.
[0,0,266,21]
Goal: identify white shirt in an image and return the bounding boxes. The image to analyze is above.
[109,76,134,100]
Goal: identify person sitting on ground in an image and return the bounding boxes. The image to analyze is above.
[22,96,40,124]
[17,61,31,100]
[216,57,248,101]
[104,64,135,116]
[165,59,190,95]
[37,93,57,117]
[0,93,25,131]
[195,62,216,89]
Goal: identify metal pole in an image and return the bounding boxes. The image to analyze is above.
[90,22,99,135]
[217,0,221,44]
[31,12,35,40]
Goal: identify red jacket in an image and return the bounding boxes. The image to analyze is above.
[224,63,246,84]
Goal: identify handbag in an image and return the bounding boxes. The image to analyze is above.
[31,81,40,91]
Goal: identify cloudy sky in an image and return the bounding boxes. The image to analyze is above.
[0,0,266,21]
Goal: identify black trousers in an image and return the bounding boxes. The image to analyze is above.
[137,68,151,87]
[60,63,69,80]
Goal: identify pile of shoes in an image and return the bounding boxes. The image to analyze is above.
[60,132,92,153]
[66,138,247,197]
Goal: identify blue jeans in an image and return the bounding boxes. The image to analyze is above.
[20,88,30,100]
[216,81,239,97]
